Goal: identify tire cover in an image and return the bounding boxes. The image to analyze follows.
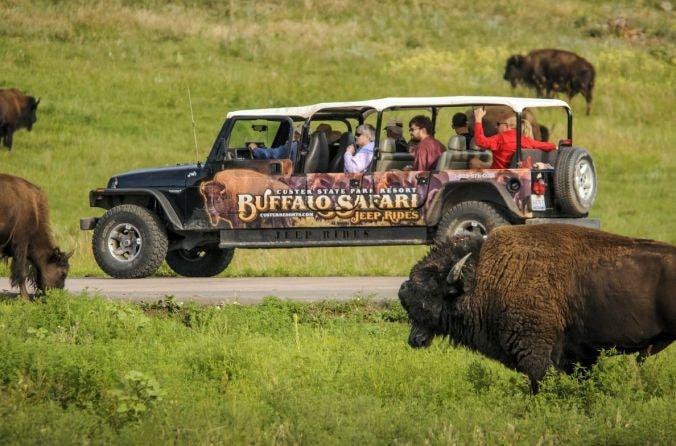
[553,147,597,217]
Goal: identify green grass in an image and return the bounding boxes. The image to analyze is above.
[1,0,674,276]
[1,4,675,441]
[1,292,674,444]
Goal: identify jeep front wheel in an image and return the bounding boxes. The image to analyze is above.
[92,205,168,278]
[165,247,235,277]
[436,201,509,241]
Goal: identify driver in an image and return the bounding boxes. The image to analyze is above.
[249,124,302,160]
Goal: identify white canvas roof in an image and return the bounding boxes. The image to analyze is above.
[226,96,571,119]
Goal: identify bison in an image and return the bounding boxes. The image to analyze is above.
[0,88,40,150]
[399,224,675,393]
[503,49,595,115]
[0,174,70,299]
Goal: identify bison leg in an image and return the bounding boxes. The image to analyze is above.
[516,345,554,394]
[637,335,675,362]
[3,131,13,150]
[9,242,29,299]
[582,92,592,115]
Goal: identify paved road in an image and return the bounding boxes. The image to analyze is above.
[1,276,407,304]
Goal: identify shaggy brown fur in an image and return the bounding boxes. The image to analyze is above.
[503,49,595,115]
[0,88,39,150]
[0,174,70,299]
[399,224,675,393]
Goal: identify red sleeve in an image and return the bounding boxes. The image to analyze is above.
[473,123,500,151]
[522,136,556,151]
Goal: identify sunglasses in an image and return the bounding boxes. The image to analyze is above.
[355,133,362,137]
[497,122,508,126]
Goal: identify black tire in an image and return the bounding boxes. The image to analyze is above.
[554,147,597,217]
[92,205,168,279]
[436,201,509,241]
[165,247,234,277]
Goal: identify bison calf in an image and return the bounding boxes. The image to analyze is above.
[399,224,675,393]
[0,88,40,150]
[504,48,595,115]
[0,174,70,299]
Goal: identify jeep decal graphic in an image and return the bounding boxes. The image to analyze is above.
[199,168,532,229]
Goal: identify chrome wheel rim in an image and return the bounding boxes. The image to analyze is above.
[107,223,142,262]
[575,159,595,204]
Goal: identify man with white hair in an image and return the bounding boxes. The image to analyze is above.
[344,124,375,173]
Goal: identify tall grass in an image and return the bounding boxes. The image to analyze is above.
[0,0,674,278]
[0,292,674,444]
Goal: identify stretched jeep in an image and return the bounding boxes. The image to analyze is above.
[80,96,598,278]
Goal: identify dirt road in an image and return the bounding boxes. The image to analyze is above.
[1,276,407,304]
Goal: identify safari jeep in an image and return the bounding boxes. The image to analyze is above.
[80,96,598,278]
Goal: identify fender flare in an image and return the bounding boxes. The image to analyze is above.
[425,180,525,226]
[88,188,184,230]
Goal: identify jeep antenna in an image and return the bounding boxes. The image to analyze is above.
[187,87,199,158]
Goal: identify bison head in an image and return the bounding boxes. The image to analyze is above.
[35,247,71,293]
[503,54,527,87]
[398,233,484,348]
[19,96,40,131]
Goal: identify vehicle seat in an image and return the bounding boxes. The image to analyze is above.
[375,137,413,171]
[303,132,329,173]
[435,135,470,170]
[328,132,354,173]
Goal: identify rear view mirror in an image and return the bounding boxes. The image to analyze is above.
[252,125,268,132]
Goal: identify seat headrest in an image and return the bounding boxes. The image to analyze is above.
[379,137,396,153]
[447,135,467,151]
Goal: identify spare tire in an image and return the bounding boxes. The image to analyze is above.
[554,147,597,217]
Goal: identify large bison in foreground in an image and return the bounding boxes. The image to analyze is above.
[0,88,40,150]
[504,48,595,115]
[0,174,70,299]
[399,224,675,393]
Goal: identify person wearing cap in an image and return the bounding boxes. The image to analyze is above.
[451,112,484,169]
[249,124,302,161]
[404,115,445,171]
[473,107,555,169]
[344,124,375,173]
[383,119,408,153]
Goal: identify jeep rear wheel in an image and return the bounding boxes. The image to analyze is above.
[92,205,168,278]
[436,201,509,241]
[166,247,235,277]
[554,147,597,217]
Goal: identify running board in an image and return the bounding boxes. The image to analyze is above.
[219,227,429,248]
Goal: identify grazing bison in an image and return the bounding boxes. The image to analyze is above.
[399,224,675,393]
[0,174,70,299]
[0,88,40,150]
[503,49,595,115]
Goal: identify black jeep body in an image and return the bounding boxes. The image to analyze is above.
[81,96,598,278]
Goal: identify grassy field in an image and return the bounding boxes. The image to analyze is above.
[1,2,675,443]
[1,293,674,444]
[1,0,675,277]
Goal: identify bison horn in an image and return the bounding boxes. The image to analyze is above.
[447,253,471,285]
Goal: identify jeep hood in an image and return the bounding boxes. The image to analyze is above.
[107,164,200,189]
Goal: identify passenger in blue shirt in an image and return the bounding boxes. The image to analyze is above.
[344,124,375,173]
[249,125,302,161]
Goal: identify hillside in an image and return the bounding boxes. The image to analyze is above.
[1,0,674,275]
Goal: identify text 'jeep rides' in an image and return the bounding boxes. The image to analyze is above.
[80,96,598,278]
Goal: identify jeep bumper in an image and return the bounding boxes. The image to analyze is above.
[80,217,99,230]
[525,217,600,229]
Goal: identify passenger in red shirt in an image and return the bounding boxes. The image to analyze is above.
[473,107,556,169]
[404,115,446,171]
